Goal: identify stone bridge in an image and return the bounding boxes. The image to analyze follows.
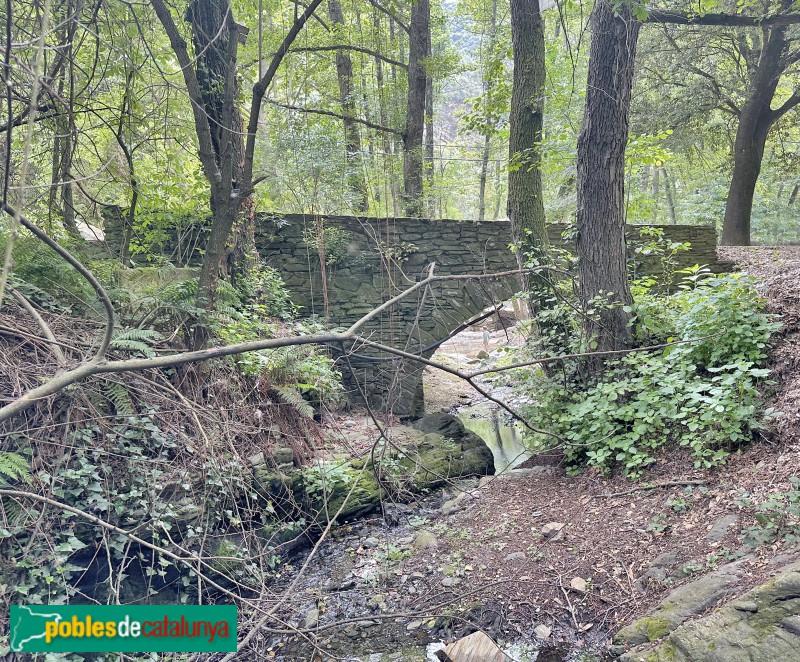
[256,214,727,418]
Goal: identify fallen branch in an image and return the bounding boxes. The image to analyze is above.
[8,288,68,367]
[0,258,560,424]
[595,480,706,499]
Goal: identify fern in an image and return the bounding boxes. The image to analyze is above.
[274,386,315,419]
[101,379,135,416]
[0,452,31,486]
[110,328,162,357]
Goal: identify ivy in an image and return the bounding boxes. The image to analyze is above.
[521,273,781,476]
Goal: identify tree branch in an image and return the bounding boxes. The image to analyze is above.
[266,99,401,134]
[365,0,409,33]
[0,264,558,424]
[646,9,800,27]
[290,45,406,69]
[9,288,67,367]
[242,0,326,198]
[1,202,114,359]
[769,89,800,123]
[661,29,740,116]
[149,0,222,187]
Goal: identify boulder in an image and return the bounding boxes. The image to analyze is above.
[435,630,512,661]
[621,561,800,662]
[616,557,750,647]
[412,530,439,551]
[284,421,494,526]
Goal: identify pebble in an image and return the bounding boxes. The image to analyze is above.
[534,624,552,640]
[541,522,565,538]
[363,537,380,549]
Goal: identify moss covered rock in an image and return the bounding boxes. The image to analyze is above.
[621,561,800,662]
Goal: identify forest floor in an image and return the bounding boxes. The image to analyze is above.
[279,247,800,660]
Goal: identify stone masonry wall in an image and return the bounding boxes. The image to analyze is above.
[256,214,729,417]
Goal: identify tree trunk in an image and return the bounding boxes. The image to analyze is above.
[425,59,434,217]
[478,132,490,222]
[492,159,502,220]
[721,19,792,246]
[328,0,369,212]
[507,0,548,262]
[186,0,245,309]
[478,0,498,223]
[50,0,79,238]
[153,0,324,333]
[663,166,677,224]
[576,0,640,354]
[402,0,430,216]
[789,181,799,206]
[651,163,660,220]
[721,106,772,245]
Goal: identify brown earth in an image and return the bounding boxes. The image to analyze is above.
[328,247,800,656]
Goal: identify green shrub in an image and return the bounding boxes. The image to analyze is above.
[521,273,781,476]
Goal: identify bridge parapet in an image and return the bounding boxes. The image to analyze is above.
[257,214,728,417]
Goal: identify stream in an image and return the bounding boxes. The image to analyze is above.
[265,332,606,661]
[458,406,531,474]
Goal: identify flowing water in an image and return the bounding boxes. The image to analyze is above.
[458,405,532,473]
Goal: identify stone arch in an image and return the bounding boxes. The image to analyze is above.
[257,213,728,417]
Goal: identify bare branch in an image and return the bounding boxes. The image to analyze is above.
[149,0,222,188]
[242,0,326,198]
[365,0,409,33]
[646,9,800,27]
[266,99,401,134]
[1,202,115,359]
[290,44,406,69]
[0,262,560,424]
[8,288,67,367]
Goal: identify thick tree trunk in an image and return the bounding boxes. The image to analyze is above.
[402,0,430,216]
[721,111,770,245]
[425,63,434,217]
[186,0,245,308]
[328,0,369,212]
[576,0,640,354]
[507,0,548,261]
[721,18,793,246]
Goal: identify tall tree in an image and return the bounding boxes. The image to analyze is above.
[720,3,800,245]
[402,0,430,216]
[640,4,800,244]
[328,0,369,211]
[151,0,324,320]
[507,0,547,261]
[576,0,640,353]
[477,0,500,223]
